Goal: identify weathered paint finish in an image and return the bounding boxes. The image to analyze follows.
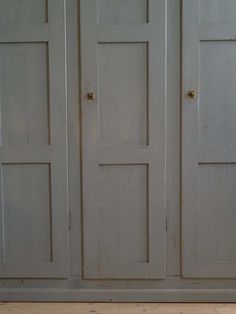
[1,0,236,302]
[182,0,236,278]
[0,0,68,278]
[80,0,167,279]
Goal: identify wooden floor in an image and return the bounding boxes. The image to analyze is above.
[0,303,236,314]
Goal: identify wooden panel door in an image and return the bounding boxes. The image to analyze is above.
[81,0,167,279]
[0,0,68,278]
[182,0,236,278]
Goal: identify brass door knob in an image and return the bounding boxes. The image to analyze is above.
[187,90,196,99]
[87,92,96,100]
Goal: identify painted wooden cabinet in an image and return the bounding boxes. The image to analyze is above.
[0,0,236,302]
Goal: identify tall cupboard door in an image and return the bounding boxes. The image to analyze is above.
[182,0,236,278]
[0,0,68,278]
[81,0,167,279]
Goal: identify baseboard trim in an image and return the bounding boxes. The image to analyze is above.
[1,288,236,302]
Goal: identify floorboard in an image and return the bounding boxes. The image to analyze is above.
[0,303,236,313]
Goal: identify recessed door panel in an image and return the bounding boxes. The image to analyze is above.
[2,164,52,263]
[197,164,236,263]
[0,43,49,146]
[199,42,236,146]
[98,165,148,264]
[98,43,148,145]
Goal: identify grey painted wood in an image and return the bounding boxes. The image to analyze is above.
[2,164,51,263]
[182,0,236,278]
[0,43,49,145]
[0,0,68,278]
[200,0,236,23]
[166,0,180,276]
[68,0,181,281]
[0,24,48,42]
[98,0,148,25]
[66,0,81,277]
[98,43,148,145]
[0,0,47,24]
[81,0,167,279]
[67,0,181,280]
[5,0,236,302]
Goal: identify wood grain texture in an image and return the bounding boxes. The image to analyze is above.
[0,0,69,279]
[0,43,49,145]
[81,0,167,280]
[98,43,148,145]
[2,164,51,263]
[0,303,236,313]
[182,0,236,278]
[0,0,47,24]
[3,0,236,302]
[98,0,148,25]
[200,0,236,23]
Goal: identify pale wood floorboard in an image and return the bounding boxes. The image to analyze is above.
[0,303,236,314]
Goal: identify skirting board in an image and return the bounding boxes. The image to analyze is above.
[1,289,236,302]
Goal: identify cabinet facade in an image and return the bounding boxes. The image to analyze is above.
[0,0,236,302]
